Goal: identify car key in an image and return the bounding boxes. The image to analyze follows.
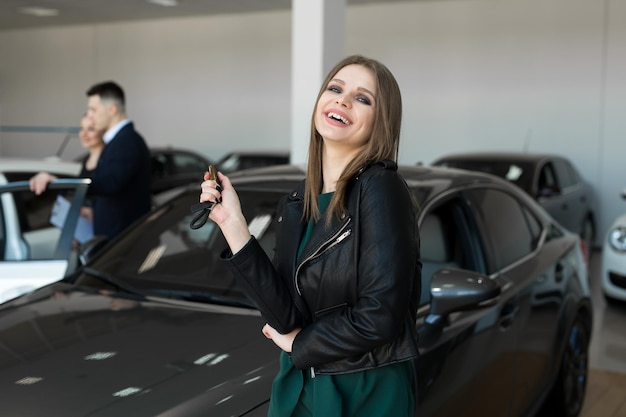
[189,164,221,229]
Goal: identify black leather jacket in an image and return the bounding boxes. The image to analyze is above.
[225,161,421,375]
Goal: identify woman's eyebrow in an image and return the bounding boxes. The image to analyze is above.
[357,86,375,98]
[331,78,375,98]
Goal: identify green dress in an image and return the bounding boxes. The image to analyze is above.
[268,193,416,417]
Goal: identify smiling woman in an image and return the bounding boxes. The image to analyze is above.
[199,55,420,417]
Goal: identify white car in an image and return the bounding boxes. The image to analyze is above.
[601,188,626,302]
[0,157,86,303]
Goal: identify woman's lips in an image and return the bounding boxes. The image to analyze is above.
[325,110,352,126]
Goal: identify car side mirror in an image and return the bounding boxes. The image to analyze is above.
[425,268,501,327]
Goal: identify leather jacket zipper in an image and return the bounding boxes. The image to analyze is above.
[294,218,352,296]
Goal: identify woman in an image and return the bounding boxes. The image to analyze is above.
[76,115,105,177]
[30,114,105,193]
[200,55,421,417]
[30,115,105,241]
[74,114,105,224]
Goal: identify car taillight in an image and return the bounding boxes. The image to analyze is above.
[580,240,589,266]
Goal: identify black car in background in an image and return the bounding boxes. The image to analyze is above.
[432,152,597,253]
[216,150,290,173]
[0,165,592,417]
[150,147,213,195]
[76,147,213,197]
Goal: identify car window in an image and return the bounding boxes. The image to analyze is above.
[1,182,88,261]
[538,162,559,195]
[467,188,541,272]
[218,153,289,173]
[172,152,208,174]
[217,154,241,173]
[151,153,170,179]
[436,159,534,194]
[418,194,486,305]
[552,158,580,190]
[15,189,57,233]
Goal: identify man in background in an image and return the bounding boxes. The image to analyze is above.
[85,81,151,239]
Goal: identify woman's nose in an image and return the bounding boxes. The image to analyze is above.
[335,94,351,108]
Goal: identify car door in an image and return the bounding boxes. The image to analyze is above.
[464,186,567,416]
[0,179,90,303]
[536,160,578,233]
[552,157,587,234]
[415,190,519,417]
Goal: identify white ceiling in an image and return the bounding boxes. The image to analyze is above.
[0,0,418,32]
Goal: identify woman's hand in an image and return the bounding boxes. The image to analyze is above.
[29,171,57,195]
[199,171,251,254]
[262,323,301,353]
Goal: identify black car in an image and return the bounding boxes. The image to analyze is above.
[0,165,592,417]
[432,152,597,253]
[216,150,290,173]
[150,147,213,195]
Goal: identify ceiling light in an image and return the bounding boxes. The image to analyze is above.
[146,0,179,6]
[19,7,59,17]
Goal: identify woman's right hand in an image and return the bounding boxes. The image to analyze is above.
[200,171,251,254]
[29,171,57,195]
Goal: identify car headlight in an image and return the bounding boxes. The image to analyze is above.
[609,225,626,252]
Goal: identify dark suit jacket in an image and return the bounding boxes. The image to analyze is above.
[88,122,152,239]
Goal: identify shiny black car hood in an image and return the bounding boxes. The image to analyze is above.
[0,283,277,417]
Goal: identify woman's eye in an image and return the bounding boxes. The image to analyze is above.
[356,96,371,105]
[328,86,341,93]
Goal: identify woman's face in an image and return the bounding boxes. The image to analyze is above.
[78,117,103,150]
[314,64,376,152]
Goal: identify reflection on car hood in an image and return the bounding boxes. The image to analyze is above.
[0,284,277,416]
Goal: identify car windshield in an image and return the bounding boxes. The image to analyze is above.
[438,159,534,193]
[77,187,286,305]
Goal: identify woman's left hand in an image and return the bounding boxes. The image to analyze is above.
[262,323,301,353]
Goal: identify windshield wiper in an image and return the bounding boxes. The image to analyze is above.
[82,267,145,296]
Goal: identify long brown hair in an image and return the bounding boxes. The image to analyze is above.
[303,55,403,222]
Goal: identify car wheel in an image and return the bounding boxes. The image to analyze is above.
[542,316,590,417]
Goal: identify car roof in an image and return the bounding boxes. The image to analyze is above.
[0,157,81,175]
[433,151,560,164]
[220,150,290,158]
[150,146,210,156]
[227,163,515,199]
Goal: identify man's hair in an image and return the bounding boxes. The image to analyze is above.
[86,81,126,113]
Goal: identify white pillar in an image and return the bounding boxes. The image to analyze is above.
[290,0,346,166]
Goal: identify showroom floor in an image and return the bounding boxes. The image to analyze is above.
[588,249,626,373]
[580,250,626,416]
